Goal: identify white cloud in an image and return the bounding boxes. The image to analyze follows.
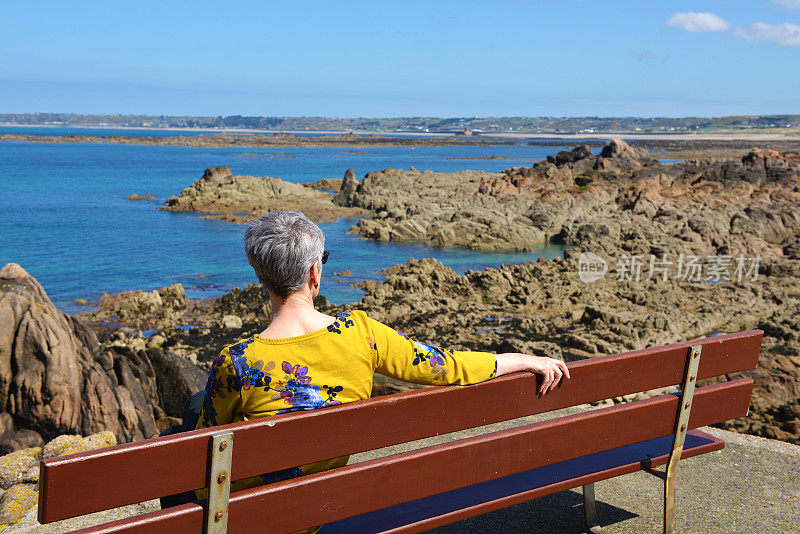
[734,22,800,46]
[773,0,800,9]
[666,12,731,33]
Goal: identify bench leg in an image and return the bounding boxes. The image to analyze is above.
[582,483,609,534]
[664,472,677,534]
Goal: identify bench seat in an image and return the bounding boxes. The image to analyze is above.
[322,430,723,534]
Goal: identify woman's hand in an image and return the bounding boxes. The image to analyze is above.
[495,353,571,396]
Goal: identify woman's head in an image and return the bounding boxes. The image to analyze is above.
[244,211,325,298]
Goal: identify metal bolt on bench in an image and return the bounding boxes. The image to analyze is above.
[582,344,702,534]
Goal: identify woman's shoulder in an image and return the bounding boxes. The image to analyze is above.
[221,335,259,355]
[332,309,373,325]
[324,310,375,335]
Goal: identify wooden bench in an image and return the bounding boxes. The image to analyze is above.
[37,330,762,534]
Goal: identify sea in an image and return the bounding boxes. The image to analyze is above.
[0,126,583,315]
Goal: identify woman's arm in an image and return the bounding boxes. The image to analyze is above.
[362,312,570,394]
[495,353,571,396]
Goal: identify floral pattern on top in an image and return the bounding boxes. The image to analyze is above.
[411,340,451,381]
[230,338,275,391]
[326,312,355,334]
[271,361,343,414]
[199,337,260,427]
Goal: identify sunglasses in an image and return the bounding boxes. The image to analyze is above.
[322,250,330,264]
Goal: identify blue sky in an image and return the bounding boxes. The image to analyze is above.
[1,1,798,117]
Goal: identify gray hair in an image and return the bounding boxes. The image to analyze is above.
[244,211,325,297]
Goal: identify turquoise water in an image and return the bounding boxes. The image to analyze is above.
[0,134,574,314]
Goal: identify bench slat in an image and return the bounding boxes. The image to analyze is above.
[39,330,761,524]
[323,430,724,534]
[69,378,752,534]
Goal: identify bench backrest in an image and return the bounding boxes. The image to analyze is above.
[38,330,762,532]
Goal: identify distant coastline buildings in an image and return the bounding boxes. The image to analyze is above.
[1,113,799,135]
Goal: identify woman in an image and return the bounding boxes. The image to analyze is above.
[195,211,569,499]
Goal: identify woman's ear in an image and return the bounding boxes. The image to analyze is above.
[309,260,321,289]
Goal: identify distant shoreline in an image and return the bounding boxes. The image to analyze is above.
[0,130,510,149]
[2,122,799,141]
[0,123,451,138]
[481,131,800,141]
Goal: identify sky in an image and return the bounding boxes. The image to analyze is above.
[0,0,798,118]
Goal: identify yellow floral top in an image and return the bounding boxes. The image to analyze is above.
[195,310,497,495]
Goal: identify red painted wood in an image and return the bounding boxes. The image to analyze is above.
[38,330,761,524]
[381,430,725,534]
[68,380,751,534]
[70,503,203,534]
[70,432,724,534]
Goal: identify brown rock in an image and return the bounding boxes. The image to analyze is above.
[146,350,207,418]
[160,167,361,222]
[333,168,359,207]
[303,178,343,191]
[0,414,43,455]
[0,263,166,448]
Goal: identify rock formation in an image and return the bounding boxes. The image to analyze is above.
[87,283,188,330]
[160,166,363,222]
[0,430,116,528]
[332,168,358,207]
[0,132,509,149]
[303,178,343,191]
[339,167,547,250]
[0,264,206,451]
[346,256,799,444]
[329,139,800,257]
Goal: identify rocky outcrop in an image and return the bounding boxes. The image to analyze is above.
[334,167,547,251]
[330,139,659,250]
[303,178,343,191]
[0,431,116,528]
[160,166,363,222]
[341,255,799,444]
[85,283,188,330]
[0,264,207,451]
[332,139,799,256]
[332,168,358,207]
[0,132,509,149]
